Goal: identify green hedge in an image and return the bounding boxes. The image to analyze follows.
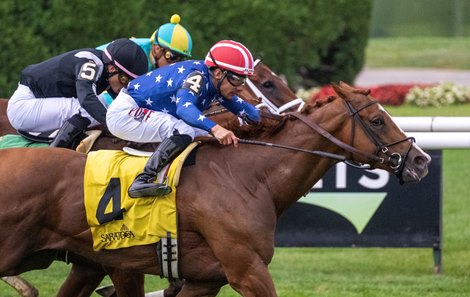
[0,0,371,97]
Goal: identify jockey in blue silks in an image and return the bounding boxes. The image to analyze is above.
[106,40,261,198]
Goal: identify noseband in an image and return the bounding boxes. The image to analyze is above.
[246,60,305,113]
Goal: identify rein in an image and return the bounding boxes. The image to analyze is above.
[238,111,383,170]
[237,100,414,178]
[285,101,414,177]
[287,112,384,167]
[203,105,230,117]
[238,138,350,163]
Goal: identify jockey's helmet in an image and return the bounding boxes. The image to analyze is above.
[103,38,148,79]
[204,40,254,76]
[150,14,192,58]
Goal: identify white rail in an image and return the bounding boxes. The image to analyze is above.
[394,117,470,149]
[395,117,470,132]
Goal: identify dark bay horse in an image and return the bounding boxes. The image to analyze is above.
[0,82,430,296]
[0,60,302,297]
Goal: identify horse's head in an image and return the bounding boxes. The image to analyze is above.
[238,59,305,113]
[306,81,430,184]
[204,59,305,130]
[333,81,430,183]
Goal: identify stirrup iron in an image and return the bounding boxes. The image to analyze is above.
[128,176,172,198]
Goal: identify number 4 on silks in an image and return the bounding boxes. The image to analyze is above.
[183,72,203,94]
[96,178,126,224]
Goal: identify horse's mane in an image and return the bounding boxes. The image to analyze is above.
[234,113,286,139]
[310,95,339,109]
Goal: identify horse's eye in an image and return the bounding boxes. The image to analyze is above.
[371,117,384,127]
[262,81,273,89]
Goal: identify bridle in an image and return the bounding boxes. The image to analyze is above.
[238,98,415,184]
[203,59,304,117]
[339,98,415,183]
[246,59,305,114]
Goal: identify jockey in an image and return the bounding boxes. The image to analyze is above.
[106,40,261,198]
[97,14,193,106]
[98,14,192,72]
[7,38,148,148]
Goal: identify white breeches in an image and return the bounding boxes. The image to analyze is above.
[7,84,101,132]
[106,90,208,143]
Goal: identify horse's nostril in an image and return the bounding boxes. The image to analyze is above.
[414,155,429,169]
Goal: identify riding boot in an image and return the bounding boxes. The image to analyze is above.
[50,114,91,148]
[128,134,192,198]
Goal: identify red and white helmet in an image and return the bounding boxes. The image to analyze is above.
[204,40,254,76]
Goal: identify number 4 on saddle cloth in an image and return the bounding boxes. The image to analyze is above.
[84,142,199,252]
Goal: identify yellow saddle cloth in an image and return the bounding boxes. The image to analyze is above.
[84,143,197,251]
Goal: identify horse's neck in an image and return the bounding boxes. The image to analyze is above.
[236,116,343,217]
[266,129,339,215]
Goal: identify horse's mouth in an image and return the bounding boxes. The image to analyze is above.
[401,166,429,184]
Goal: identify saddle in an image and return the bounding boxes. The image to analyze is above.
[84,143,199,280]
[17,129,56,143]
[15,129,103,154]
[1,129,161,156]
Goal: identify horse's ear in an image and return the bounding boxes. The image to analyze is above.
[331,82,349,99]
[339,81,354,89]
[331,82,340,91]
[353,88,371,96]
[338,81,371,96]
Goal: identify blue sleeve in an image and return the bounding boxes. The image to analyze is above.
[175,88,217,132]
[220,96,261,123]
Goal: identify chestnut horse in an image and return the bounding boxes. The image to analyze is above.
[0,60,302,297]
[0,82,430,297]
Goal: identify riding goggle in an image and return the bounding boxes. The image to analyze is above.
[225,71,246,87]
[163,48,185,63]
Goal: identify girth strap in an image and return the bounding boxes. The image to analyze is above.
[157,232,179,280]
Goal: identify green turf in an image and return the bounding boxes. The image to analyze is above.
[386,103,470,116]
[365,37,470,70]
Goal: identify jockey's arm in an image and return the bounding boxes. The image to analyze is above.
[173,88,238,146]
[174,88,217,132]
[220,95,261,124]
[75,62,107,125]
